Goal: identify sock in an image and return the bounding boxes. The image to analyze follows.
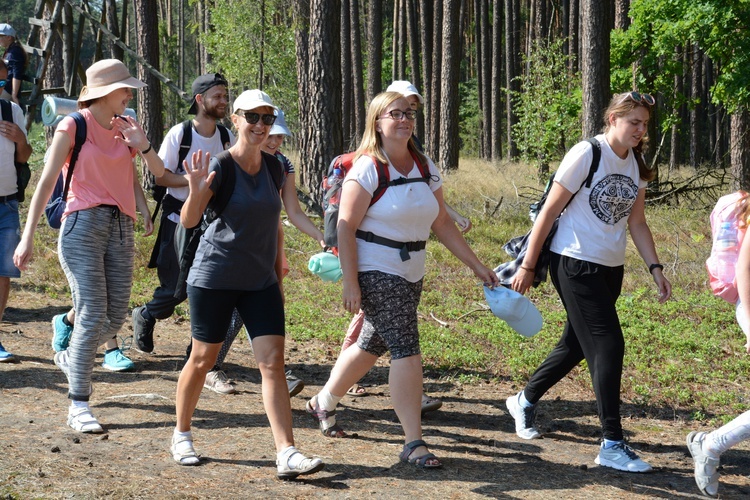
[518,391,534,409]
[603,439,622,449]
[278,445,302,468]
[62,315,73,327]
[315,388,342,429]
[70,400,89,410]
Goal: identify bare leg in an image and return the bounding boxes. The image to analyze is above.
[324,344,378,397]
[175,339,222,432]
[252,334,294,452]
[389,354,436,464]
[0,277,9,321]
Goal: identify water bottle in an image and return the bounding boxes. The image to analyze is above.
[714,221,739,282]
[325,168,344,211]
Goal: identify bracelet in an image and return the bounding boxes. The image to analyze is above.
[141,144,152,155]
[520,264,535,272]
[649,263,664,274]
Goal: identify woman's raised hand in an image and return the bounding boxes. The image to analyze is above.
[112,115,150,152]
[184,150,215,196]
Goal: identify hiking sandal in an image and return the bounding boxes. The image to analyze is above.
[306,397,346,438]
[346,383,368,397]
[276,450,325,480]
[171,434,201,466]
[399,439,443,469]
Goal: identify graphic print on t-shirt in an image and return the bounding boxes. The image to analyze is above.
[588,173,638,225]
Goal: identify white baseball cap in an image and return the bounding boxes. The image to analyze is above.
[484,286,543,337]
[0,24,16,37]
[269,109,291,136]
[233,89,278,113]
[386,80,424,104]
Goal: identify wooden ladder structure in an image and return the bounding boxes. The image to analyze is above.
[20,0,188,131]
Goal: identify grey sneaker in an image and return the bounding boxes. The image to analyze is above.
[276,450,324,480]
[687,431,720,497]
[204,370,236,395]
[595,442,652,473]
[132,306,155,353]
[286,370,304,397]
[506,393,541,439]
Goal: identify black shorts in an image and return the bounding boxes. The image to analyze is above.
[187,283,285,344]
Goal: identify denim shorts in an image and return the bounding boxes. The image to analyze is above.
[0,199,20,278]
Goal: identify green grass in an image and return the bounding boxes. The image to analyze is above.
[17,129,746,425]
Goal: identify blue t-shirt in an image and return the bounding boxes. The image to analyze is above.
[187,156,282,291]
[3,43,26,88]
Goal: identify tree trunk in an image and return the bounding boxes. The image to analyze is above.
[478,0,491,158]
[689,43,702,167]
[341,0,352,146]
[439,0,461,170]
[731,109,750,191]
[134,0,164,187]
[302,0,342,202]
[350,0,366,142]
[569,0,579,74]
[581,0,610,138]
[669,45,683,171]
[405,0,423,140]
[419,0,433,148]
[490,0,502,159]
[42,1,64,144]
[429,0,443,160]
[506,0,520,159]
[614,0,630,30]
[105,0,123,60]
[294,0,311,186]
[366,0,383,102]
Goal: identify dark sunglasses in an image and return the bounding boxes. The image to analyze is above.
[618,91,655,107]
[380,109,417,121]
[239,111,277,126]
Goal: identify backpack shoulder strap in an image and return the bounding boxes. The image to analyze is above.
[370,155,391,205]
[205,150,237,223]
[61,112,87,201]
[262,150,284,191]
[411,150,432,181]
[177,120,193,170]
[0,99,10,122]
[583,137,601,188]
[217,124,230,150]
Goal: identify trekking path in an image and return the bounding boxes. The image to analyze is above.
[1,299,748,498]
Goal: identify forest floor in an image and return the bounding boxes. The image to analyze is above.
[1,291,749,499]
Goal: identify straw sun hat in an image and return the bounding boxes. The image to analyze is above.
[78,59,146,102]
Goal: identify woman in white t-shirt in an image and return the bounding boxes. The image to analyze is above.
[508,92,672,473]
[305,92,499,469]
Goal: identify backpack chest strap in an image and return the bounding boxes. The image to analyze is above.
[355,229,426,262]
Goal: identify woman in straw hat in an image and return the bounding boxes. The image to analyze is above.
[174,90,323,479]
[14,59,164,433]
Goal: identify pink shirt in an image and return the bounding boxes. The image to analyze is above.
[56,109,137,221]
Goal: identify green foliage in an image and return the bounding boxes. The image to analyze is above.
[458,79,481,155]
[510,39,582,171]
[202,1,298,121]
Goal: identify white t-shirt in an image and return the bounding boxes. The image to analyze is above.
[158,121,235,222]
[550,134,648,267]
[0,100,27,196]
[345,154,443,283]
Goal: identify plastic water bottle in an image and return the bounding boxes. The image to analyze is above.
[325,168,344,210]
[714,221,739,282]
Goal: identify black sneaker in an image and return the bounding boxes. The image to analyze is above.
[132,306,155,353]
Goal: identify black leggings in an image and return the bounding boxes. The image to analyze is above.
[186,283,285,344]
[523,252,625,441]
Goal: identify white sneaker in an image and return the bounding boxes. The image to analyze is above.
[171,432,201,466]
[686,431,720,497]
[276,449,324,480]
[505,393,541,439]
[595,442,652,473]
[67,406,103,433]
[204,370,236,395]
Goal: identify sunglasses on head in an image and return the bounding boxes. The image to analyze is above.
[239,111,277,126]
[618,91,655,107]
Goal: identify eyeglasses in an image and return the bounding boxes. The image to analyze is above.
[618,91,655,107]
[380,109,417,121]
[239,111,277,126]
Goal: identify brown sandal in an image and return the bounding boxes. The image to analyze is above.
[306,397,346,438]
[346,383,368,397]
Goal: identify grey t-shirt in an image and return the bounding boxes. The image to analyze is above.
[187,155,282,291]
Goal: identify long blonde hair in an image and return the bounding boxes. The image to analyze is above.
[603,92,655,182]
[354,91,427,166]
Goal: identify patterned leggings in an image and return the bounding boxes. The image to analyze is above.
[705,410,750,457]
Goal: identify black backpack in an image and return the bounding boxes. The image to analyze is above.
[44,112,87,228]
[0,98,31,203]
[172,150,284,300]
[149,120,231,219]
